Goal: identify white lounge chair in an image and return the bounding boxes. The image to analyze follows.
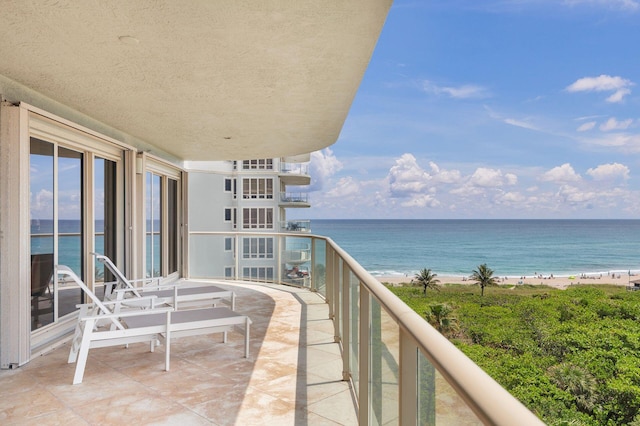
[93,253,235,310]
[58,265,251,385]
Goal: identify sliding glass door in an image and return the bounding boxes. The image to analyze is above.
[29,139,83,330]
[29,137,123,332]
[94,157,119,291]
[146,172,162,278]
[145,168,180,279]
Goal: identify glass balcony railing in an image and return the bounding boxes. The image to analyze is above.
[187,231,544,425]
[280,192,309,204]
[280,220,311,232]
[279,162,309,175]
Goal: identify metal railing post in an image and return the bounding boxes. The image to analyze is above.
[341,262,350,382]
[399,331,418,426]
[359,284,370,425]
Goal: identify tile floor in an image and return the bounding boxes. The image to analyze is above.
[0,282,357,425]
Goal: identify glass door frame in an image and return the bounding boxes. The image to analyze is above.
[136,153,183,282]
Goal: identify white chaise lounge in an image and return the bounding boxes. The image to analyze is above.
[58,265,251,385]
[93,253,235,310]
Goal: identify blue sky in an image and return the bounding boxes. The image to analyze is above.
[304,0,640,219]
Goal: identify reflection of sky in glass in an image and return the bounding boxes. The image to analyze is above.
[146,172,162,277]
[94,158,105,220]
[30,154,54,220]
[30,149,88,220]
[58,149,82,221]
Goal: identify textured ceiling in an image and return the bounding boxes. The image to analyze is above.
[0,1,391,160]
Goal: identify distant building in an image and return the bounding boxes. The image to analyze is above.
[185,157,311,284]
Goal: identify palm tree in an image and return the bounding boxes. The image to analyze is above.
[548,363,597,413]
[412,268,441,295]
[425,303,459,338]
[470,263,498,296]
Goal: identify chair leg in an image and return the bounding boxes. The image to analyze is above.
[244,318,251,358]
[164,311,171,371]
[68,305,90,364]
[73,319,95,385]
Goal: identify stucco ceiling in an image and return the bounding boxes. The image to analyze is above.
[0,1,391,160]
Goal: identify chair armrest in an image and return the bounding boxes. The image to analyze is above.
[102,295,159,305]
[128,277,162,287]
[79,306,174,321]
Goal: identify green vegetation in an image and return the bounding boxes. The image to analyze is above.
[389,282,640,425]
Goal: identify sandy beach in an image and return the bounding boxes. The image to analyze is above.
[377,273,634,290]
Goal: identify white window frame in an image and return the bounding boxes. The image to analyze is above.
[242,266,274,281]
[242,159,273,170]
[242,237,274,259]
[242,207,273,229]
[242,178,273,199]
[224,266,235,278]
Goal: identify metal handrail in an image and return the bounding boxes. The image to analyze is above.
[324,236,544,425]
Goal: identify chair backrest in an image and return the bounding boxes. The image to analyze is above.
[56,265,125,330]
[31,253,54,297]
[91,253,141,298]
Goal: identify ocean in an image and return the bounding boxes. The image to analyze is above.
[33,219,640,280]
[311,219,640,279]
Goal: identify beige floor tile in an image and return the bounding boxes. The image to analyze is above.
[1,282,357,425]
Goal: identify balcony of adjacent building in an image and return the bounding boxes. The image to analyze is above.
[279,192,310,208]
[279,155,311,186]
[280,219,312,233]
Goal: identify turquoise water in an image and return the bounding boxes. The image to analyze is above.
[33,219,640,280]
[311,220,640,278]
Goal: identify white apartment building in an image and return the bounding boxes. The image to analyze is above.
[185,156,312,284]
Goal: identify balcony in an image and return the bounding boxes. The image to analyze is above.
[2,231,542,424]
[279,162,311,186]
[280,220,312,233]
[279,192,310,208]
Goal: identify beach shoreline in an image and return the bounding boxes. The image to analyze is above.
[376,273,634,290]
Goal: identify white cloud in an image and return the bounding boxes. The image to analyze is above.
[495,191,526,204]
[563,0,639,11]
[565,75,634,103]
[31,189,53,217]
[586,163,630,180]
[484,106,538,131]
[606,88,632,103]
[388,154,431,197]
[309,148,343,191]
[423,80,491,99]
[556,185,597,204]
[599,117,633,131]
[400,193,440,208]
[468,168,518,187]
[577,121,596,132]
[325,176,361,198]
[540,163,582,183]
[428,162,463,184]
[504,118,538,130]
[582,133,640,152]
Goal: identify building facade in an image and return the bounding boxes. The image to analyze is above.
[185,157,311,284]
